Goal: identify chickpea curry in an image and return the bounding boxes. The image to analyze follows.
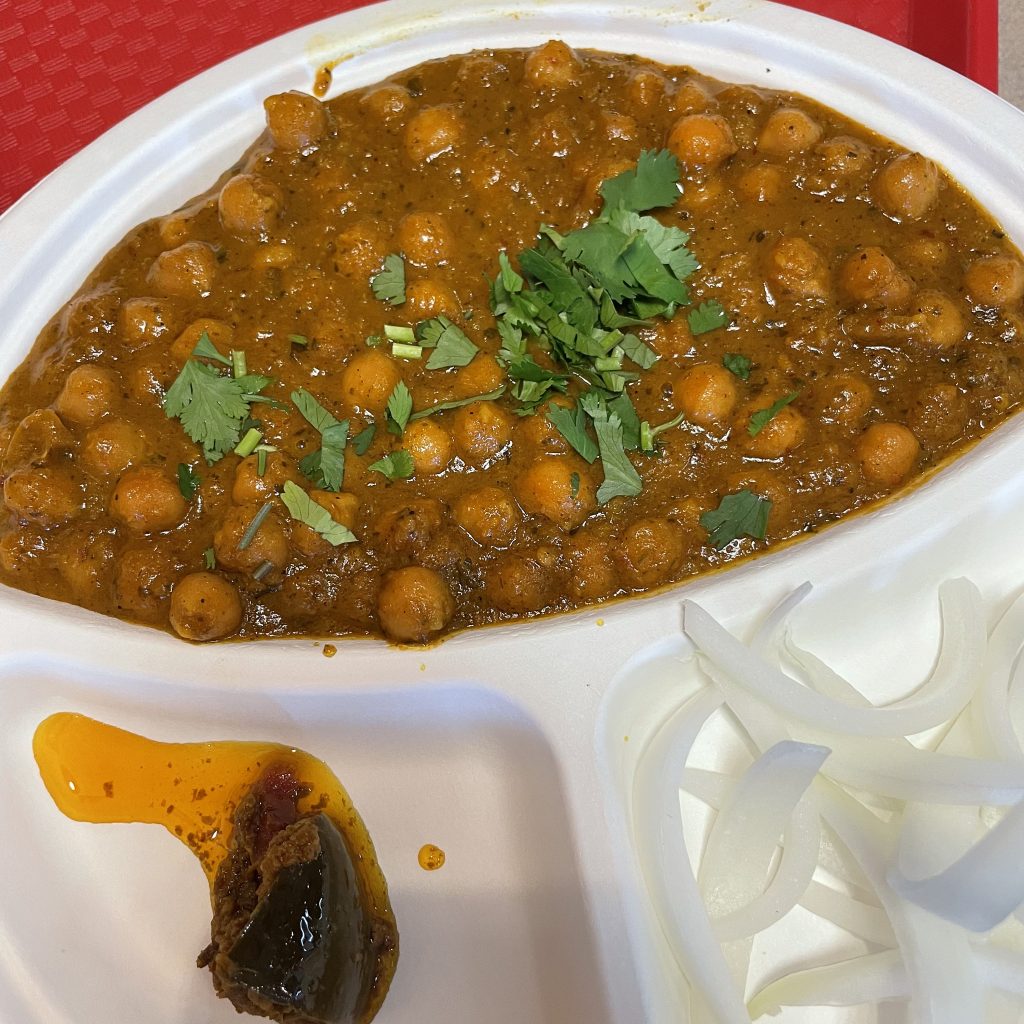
[3,42,1024,644]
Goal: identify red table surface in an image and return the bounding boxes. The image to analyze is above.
[0,0,1000,214]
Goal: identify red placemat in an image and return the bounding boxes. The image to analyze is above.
[0,0,999,215]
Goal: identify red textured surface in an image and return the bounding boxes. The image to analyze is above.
[0,0,1000,215]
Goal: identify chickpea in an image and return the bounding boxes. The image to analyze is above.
[816,135,873,178]
[453,485,520,547]
[114,547,180,621]
[55,364,118,427]
[374,498,445,557]
[721,468,791,524]
[626,69,669,108]
[600,110,638,143]
[119,296,177,349]
[515,398,573,454]
[339,350,403,416]
[530,109,579,159]
[80,419,148,476]
[965,254,1024,309]
[667,113,737,171]
[465,145,520,196]
[359,83,413,125]
[874,153,940,220]
[908,290,965,348]
[735,165,784,204]
[839,247,912,308]
[3,409,72,471]
[899,236,951,272]
[124,351,177,404]
[214,502,290,578]
[3,466,81,524]
[908,384,968,447]
[485,549,557,614]
[815,373,874,427]
[765,236,830,301]
[404,419,453,476]
[170,572,243,641]
[453,354,505,399]
[146,241,217,299]
[738,402,806,459]
[310,489,358,530]
[513,456,596,532]
[758,107,822,156]
[404,105,464,163]
[170,318,234,364]
[452,401,513,466]
[674,364,738,429]
[251,243,294,269]
[231,450,301,504]
[57,528,115,600]
[674,78,713,115]
[397,212,453,267]
[217,173,283,241]
[565,536,619,602]
[158,204,202,247]
[60,287,120,343]
[264,91,327,150]
[404,277,461,321]
[377,565,455,643]
[523,40,581,89]
[616,517,686,589]
[857,422,920,487]
[110,466,186,532]
[335,221,388,279]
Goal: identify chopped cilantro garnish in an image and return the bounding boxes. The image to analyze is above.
[507,357,569,412]
[371,253,406,306]
[233,427,262,457]
[599,149,681,212]
[190,333,231,365]
[417,316,479,370]
[203,547,216,569]
[351,423,377,455]
[368,450,414,481]
[256,447,268,477]
[688,299,730,335]
[579,393,643,504]
[391,342,423,360]
[748,391,800,437]
[230,349,247,378]
[279,481,357,546]
[408,386,507,421]
[177,463,201,500]
[639,411,687,452]
[723,353,752,380]
[365,334,385,348]
[292,388,348,491]
[386,380,413,434]
[617,333,659,370]
[164,337,275,463]
[252,560,274,581]
[238,499,276,551]
[570,472,581,499]
[288,333,310,347]
[546,403,598,463]
[384,324,416,343]
[700,490,772,549]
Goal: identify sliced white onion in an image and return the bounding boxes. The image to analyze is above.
[699,741,829,921]
[683,579,986,738]
[632,687,752,1024]
[714,796,821,942]
[799,880,895,946]
[971,588,1024,760]
[889,798,1024,932]
[680,767,733,810]
[747,949,907,1017]
[817,782,984,1024]
[750,581,813,654]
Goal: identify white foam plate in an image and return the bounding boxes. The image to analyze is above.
[3,1,1024,1021]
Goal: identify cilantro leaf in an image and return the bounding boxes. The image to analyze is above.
[599,149,681,212]
[386,380,413,433]
[291,388,348,491]
[371,253,406,306]
[748,391,800,437]
[408,386,507,421]
[203,547,216,569]
[618,333,659,370]
[546,404,598,463]
[417,316,479,370]
[508,358,570,412]
[607,392,642,451]
[723,353,752,380]
[700,490,772,549]
[496,319,527,366]
[351,423,377,456]
[688,299,730,335]
[279,481,357,546]
[592,411,643,503]
[164,360,266,463]
[191,333,231,365]
[368,450,414,481]
[177,463,201,500]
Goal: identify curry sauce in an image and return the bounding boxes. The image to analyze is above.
[2,42,1023,642]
